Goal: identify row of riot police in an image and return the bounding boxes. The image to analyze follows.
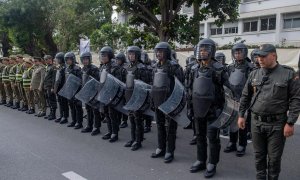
[0,38,266,179]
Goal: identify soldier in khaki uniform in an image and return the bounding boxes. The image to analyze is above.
[30,57,46,117]
[15,55,28,111]
[2,57,13,107]
[0,57,7,105]
[23,58,35,114]
[9,56,21,109]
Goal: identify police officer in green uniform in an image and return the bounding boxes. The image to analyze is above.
[238,44,300,180]
[0,57,7,105]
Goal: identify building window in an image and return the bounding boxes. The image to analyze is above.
[283,18,300,29]
[224,27,238,34]
[244,21,258,32]
[211,28,222,35]
[261,17,276,31]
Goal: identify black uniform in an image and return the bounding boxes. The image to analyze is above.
[64,52,83,129]
[54,53,69,124]
[150,42,184,163]
[189,38,229,178]
[43,61,57,120]
[81,64,101,135]
[124,58,150,150]
[239,45,300,180]
[224,43,254,156]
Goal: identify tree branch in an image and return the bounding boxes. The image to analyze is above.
[135,2,160,25]
[169,0,186,22]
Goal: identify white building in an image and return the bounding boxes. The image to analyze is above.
[182,0,300,47]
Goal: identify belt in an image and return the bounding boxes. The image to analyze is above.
[252,112,286,123]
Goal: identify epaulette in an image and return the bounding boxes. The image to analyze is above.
[282,64,295,72]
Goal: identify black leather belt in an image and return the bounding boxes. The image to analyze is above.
[252,113,286,123]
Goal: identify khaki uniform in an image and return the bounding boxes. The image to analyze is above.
[31,64,46,113]
[2,64,13,103]
[16,62,28,106]
[23,65,35,109]
[0,62,6,102]
[9,64,21,103]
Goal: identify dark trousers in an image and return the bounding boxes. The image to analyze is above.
[194,116,221,165]
[155,109,178,153]
[251,116,286,180]
[85,104,101,129]
[57,95,69,118]
[129,111,144,143]
[45,88,57,111]
[106,107,120,135]
[69,99,83,124]
[144,115,152,127]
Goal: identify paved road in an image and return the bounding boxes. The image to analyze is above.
[0,106,299,180]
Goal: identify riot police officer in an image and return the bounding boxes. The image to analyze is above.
[99,46,120,143]
[115,52,129,129]
[80,52,101,136]
[124,46,151,151]
[184,54,197,145]
[53,52,69,124]
[224,43,254,157]
[140,51,153,134]
[215,52,227,66]
[188,38,229,178]
[64,52,83,129]
[43,55,57,120]
[251,49,260,68]
[150,42,184,163]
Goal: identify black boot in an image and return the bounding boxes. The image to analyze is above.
[151,148,165,158]
[204,163,217,178]
[48,110,56,120]
[102,133,111,140]
[6,101,13,107]
[59,118,68,124]
[223,142,237,153]
[91,128,100,136]
[12,102,20,109]
[190,160,206,173]
[67,122,76,127]
[0,100,6,105]
[81,127,93,133]
[164,152,174,163]
[27,108,35,114]
[236,145,246,157]
[109,134,118,143]
[21,105,28,111]
[131,142,142,151]
[74,123,83,129]
[124,140,134,147]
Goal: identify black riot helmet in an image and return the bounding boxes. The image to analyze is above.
[215,52,226,65]
[141,51,150,65]
[127,46,141,62]
[64,52,76,64]
[80,51,92,64]
[250,49,259,63]
[195,38,216,61]
[115,52,126,64]
[99,46,114,60]
[232,43,248,61]
[55,52,65,64]
[154,42,172,60]
[185,55,196,66]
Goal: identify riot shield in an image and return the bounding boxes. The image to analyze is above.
[75,77,101,105]
[228,68,247,99]
[158,77,190,127]
[151,69,170,107]
[58,74,81,100]
[209,86,239,129]
[96,73,125,107]
[123,80,152,112]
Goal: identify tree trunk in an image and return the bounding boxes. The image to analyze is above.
[44,30,58,57]
[1,31,11,57]
[192,2,200,45]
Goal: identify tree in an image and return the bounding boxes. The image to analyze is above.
[113,0,240,45]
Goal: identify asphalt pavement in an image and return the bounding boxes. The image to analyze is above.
[0,106,299,180]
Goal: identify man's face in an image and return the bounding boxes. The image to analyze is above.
[258,52,277,68]
[100,53,109,64]
[9,59,15,64]
[128,52,136,62]
[46,58,53,65]
[34,59,40,65]
[16,57,23,63]
[25,62,31,68]
[234,49,244,61]
[199,47,210,61]
[66,58,73,66]
[3,60,8,65]
[156,49,164,61]
[116,59,123,66]
[82,57,90,66]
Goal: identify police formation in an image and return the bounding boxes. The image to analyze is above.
[0,39,299,180]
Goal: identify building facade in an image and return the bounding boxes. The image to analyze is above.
[182,0,300,47]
